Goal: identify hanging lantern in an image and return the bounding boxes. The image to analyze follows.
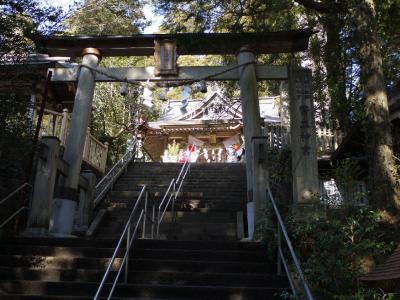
[154,39,178,76]
[120,81,129,96]
[180,85,191,110]
[143,98,154,110]
[141,87,154,112]
[159,87,167,101]
[126,138,134,152]
[194,80,207,93]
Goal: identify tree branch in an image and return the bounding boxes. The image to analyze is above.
[294,0,330,13]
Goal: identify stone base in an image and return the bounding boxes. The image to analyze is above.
[291,202,326,220]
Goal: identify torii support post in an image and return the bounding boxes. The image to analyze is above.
[237,46,262,236]
[74,171,96,233]
[288,68,320,216]
[51,48,101,236]
[26,137,60,235]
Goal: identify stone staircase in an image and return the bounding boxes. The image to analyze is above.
[0,162,289,299]
[98,162,247,240]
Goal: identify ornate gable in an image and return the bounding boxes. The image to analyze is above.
[177,91,242,121]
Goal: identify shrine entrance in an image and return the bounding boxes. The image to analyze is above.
[29,30,319,236]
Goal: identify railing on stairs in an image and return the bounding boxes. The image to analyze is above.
[0,183,31,229]
[94,152,193,298]
[94,140,138,208]
[85,140,139,237]
[156,153,193,238]
[266,185,314,300]
[93,186,155,300]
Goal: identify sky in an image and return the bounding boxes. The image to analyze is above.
[41,0,162,34]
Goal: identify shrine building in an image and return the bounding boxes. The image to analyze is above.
[143,91,286,162]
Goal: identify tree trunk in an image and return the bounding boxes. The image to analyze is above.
[355,0,400,210]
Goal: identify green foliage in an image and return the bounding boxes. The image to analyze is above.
[277,209,399,299]
[0,0,63,62]
[267,147,292,185]
[333,158,364,185]
[154,0,301,33]
[65,0,148,35]
[0,92,34,196]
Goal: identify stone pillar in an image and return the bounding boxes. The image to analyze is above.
[51,48,101,236]
[74,171,96,233]
[288,68,319,211]
[237,46,262,204]
[26,137,60,235]
[250,137,269,239]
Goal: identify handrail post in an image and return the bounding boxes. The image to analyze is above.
[142,191,148,239]
[172,182,176,224]
[277,224,282,276]
[172,182,177,238]
[125,220,130,283]
[156,208,160,239]
[151,203,155,239]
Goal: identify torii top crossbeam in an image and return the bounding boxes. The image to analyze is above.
[35,29,314,57]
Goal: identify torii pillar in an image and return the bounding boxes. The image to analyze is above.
[237,46,262,238]
[50,48,101,235]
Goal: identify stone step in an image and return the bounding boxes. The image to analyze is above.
[0,247,265,264]
[0,296,142,300]
[109,191,246,199]
[103,210,238,223]
[0,247,265,263]
[114,184,246,192]
[107,200,245,211]
[0,280,285,299]
[0,255,273,274]
[0,267,287,288]
[0,238,262,251]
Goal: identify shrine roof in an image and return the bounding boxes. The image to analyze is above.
[359,245,400,283]
[149,91,281,130]
[35,29,315,57]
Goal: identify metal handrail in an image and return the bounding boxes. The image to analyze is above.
[0,183,32,229]
[156,154,193,238]
[94,140,138,207]
[266,185,314,300]
[94,185,154,300]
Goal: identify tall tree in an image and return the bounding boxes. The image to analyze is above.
[355,1,400,209]
[65,0,148,35]
[297,0,400,210]
[0,0,63,62]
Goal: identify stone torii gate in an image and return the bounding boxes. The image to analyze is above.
[34,30,319,236]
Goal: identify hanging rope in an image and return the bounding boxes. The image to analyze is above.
[77,61,257,88]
